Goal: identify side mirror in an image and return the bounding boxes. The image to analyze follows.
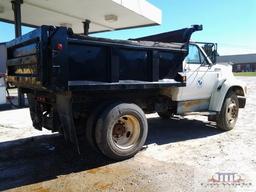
[202,43,218,64]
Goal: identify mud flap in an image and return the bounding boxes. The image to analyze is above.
[56,93,80,153]
[27,93,43,130]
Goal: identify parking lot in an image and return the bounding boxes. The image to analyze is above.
[0,76,255,192]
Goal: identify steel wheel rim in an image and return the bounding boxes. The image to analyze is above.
[111,115,141,150]
[226,99,238,125]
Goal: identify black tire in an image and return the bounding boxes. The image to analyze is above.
[157,111,173,119]
[85,102,111,151]
[95,103,148,160]
[216,91,239,131]
[27,93,41,129]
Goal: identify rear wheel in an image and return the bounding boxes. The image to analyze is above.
[216,92,239,131]
[85,102,111,151]
[95,103,148,160]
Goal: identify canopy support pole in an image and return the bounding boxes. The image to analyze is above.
[83,19,90,36]
[11,0,25,107]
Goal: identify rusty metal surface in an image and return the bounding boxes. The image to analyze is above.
[7,76,42,89]
[177,99,210,114]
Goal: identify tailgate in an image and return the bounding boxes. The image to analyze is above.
[6,26,50,89]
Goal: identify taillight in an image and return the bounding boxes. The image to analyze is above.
[55,43,63,51]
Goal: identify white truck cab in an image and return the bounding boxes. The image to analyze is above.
[161,43,247,131]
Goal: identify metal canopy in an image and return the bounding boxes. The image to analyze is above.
[0,0,161,33]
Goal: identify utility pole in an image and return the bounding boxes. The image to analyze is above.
[11,0,25,107]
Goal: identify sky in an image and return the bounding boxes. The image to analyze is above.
[0,0,255,56]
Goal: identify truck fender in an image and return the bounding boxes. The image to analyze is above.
[209,79,246,112]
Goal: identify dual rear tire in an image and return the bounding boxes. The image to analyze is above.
[86,103,148,160]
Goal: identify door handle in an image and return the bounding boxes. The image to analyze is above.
[185,68,190,72]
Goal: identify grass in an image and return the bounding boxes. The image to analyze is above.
[233,72,256,76]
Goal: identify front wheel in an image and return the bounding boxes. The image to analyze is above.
[95,103,148,160]
[216,92,239,131]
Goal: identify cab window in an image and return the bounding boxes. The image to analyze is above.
[185,44,208,65]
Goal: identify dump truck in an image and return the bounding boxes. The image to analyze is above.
[6,25,246,160]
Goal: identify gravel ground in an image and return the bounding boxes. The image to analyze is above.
[0,77,255,192]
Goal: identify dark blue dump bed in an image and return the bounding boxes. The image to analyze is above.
[6,25,194,92]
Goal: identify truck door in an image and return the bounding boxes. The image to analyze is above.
[178,44,218,101]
